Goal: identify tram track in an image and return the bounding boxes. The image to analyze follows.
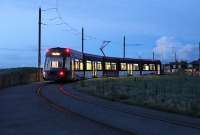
[36,83,134,135]
[57,84,200,130]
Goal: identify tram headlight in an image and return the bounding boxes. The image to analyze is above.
[52,52,61,56]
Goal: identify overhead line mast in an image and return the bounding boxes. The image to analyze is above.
[82,27,85,79]
[38,7,42,82]
[123,36,126,58]
[199,42,200,76]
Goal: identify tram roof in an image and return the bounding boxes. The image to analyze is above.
[47,47,161,64]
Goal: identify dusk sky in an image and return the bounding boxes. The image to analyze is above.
[1,0,200,68]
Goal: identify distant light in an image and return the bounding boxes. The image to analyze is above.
[52,52,61,56]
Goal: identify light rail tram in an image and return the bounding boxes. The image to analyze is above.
[43,47,161,81]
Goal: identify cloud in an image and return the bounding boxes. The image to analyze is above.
[153,36,198,62]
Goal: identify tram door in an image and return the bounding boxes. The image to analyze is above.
[127,64,133,76]
[92,62,97,77]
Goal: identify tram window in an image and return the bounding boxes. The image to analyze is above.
[44,57,63,69]
[44,57,50,70]
[143,64,149,71]
[133,64,139,71]
[149,64,155,70]
[86,61,92,70]
[111,63,116,70]
[74,59,79,70]
[157,64,161,71]
[51,61,59,68]
[121,63,126,70]
[97,62,102,70]
[80,60,83,70]
[105,62,111,70]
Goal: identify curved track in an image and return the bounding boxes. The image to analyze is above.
[36,83,133,135]
[36,82,200,135]
[56,84,200,130]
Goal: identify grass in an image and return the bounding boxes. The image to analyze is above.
[72,74,200,117]
[0,67,40,89]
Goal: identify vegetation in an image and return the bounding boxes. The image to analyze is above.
[0,67,39,89]
[72,75,200,117]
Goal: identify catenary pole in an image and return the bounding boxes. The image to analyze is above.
[199,42,200,76]
[82,27,85,79]
[38,7,42,81]
[123,36,126,58]
[153,52,155,61]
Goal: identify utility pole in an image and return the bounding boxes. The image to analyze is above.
[175,51,177,62]
[82,27,85,79]
[153,52,155,61]
[38,7,42,82]
[123,36,126,58]
[199,42,200,76]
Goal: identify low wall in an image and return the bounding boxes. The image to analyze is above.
[0,67,41,89]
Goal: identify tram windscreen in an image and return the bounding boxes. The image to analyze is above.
[44,57,64,70]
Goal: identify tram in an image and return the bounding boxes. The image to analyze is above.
[43,47,161,81]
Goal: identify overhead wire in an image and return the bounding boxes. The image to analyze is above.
[53,0,107,42]
[40,0,118,45]
[41,0,145,58]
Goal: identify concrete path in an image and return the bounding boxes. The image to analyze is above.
[41,83,200,135]
[0,83,131,135]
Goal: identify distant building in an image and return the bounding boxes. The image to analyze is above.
[189,59,200,75]
[163,60,200,75]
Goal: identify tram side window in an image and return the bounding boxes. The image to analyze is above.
[86,61,92,70]
[73,59,84,71]
[133,64,139,71]
[111,63,117,70]
[74,59,80,70]
[105,62,116,70]
[121,63,126,70]
[143,64,149,71]
[149,64,155,70]
[105,62,111,70]
[157,64,161,71]
[80,60,83,70]
[97,62,102,70]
